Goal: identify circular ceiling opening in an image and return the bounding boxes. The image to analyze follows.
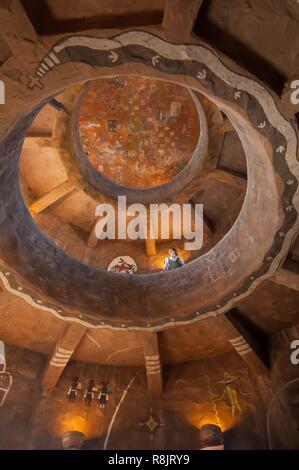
[20,80,247,278]
[71,77,208,204]
[78,77,201,189]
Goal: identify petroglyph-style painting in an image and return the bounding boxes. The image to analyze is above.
[0,372,12,407]
[138,409,165,441]
[213,370,253,417]
[107,256,137,274]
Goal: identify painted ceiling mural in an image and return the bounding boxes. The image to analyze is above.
[78,77,200,189]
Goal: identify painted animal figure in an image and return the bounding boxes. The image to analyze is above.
[111,258,136,274]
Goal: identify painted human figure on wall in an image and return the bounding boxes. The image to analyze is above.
[97,381,110,409]
[214,371,252,417]
[67,376,81,403]
[84,379,96,406]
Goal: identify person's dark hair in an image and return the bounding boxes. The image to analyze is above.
[170,247,178,256]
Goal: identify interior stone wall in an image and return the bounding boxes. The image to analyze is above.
[0,346,271,450]
[195,0,299,93]
[0,345,44,450]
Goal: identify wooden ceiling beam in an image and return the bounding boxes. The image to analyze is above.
[145,238,157,257]
[87,217,99,248]
[210,168,247,188]
[23,137,57,148]
[175,167,247,205]
[145,215,157,256]
[217,313,269,376]
[29,180,77,215]
[271,268,299,292]
[41,323,86,395]
[141,332,163,398]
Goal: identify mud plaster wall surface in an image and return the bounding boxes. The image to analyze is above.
[0,347,270,450]
[196,0,299,91]
[0,345,44,450]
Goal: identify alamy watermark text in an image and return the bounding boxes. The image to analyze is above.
[94,196,203,251]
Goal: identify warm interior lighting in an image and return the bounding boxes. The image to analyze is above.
[151,248,191,271]
[186,406,237,434]
[56,412,88,437]
[56,408,106,440]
